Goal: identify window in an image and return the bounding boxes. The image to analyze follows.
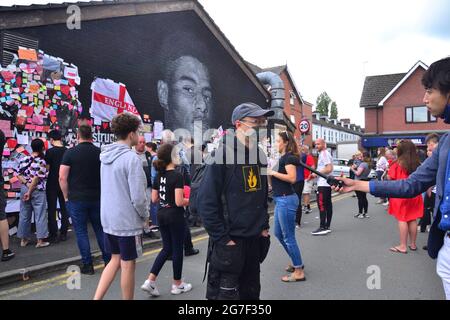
[290,115,295,125]
[405,106,437,123]
[290,91,295,106]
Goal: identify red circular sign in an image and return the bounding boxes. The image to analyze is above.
[298,120,310,134]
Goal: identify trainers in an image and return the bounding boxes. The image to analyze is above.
[1,250,15,262]
[382,201,389,206]
[376,199,384,204]
[80,264,95,275]
[354,213,363,218]
[311,228,328,236]
[185,248,200,257]
[363,214,370,218]
[141,280,160,297]
[325,228,332,234]
[171,282,192,295]
[295,224,301,229]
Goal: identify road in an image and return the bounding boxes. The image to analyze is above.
[0,193,445,300]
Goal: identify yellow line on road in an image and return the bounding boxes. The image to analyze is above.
[0,194,351,299]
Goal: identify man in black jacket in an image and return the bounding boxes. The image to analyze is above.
[198,102,273,300]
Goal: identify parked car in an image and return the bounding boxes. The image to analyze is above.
[368,169,377,180]
[332,159,350,178]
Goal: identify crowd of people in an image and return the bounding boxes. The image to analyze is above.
[0,56,448,300]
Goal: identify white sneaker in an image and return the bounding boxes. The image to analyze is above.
[171,282,192,295]
[141,280,160,297]
[382,201,389,206]
[376,199,384,204]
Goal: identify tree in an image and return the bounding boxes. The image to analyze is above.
[315,92,331,117]
[330,101,338,119]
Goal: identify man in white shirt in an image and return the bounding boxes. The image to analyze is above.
[310,139,334,236]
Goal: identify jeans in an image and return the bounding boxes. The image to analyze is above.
[293,181,304,225]
[46,186,69,237]
[437,234,450,300]
[150,202,159,226]
[150,222,185,280]
[318,186,333,229]
[66,200,110,265]
[376,171,386,202]
[274,194,303,268]
[355,190,368,214]
[17,186,48,240]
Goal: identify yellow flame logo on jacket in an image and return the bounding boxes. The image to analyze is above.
[248,168,258,189]
[243,166,261,192]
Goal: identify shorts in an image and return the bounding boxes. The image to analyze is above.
[0,189,6,221]
[303,180,314,194]
[104,233,140,261]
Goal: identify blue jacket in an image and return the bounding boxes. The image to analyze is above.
[369,132,449,258]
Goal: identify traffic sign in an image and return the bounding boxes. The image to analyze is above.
[299,119,310,134]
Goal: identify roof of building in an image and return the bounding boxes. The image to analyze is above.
[312,117,364,136]
[359,72,406,108]
[360,60,429,108]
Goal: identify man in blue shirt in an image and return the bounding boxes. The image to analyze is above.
[333,57,450,299]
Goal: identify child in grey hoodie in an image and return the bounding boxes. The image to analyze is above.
[94,113,149,300]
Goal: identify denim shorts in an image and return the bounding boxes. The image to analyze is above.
[104,233,139,261]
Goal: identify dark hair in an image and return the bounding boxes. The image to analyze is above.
[77,124,93,140]
[111,113,141,140]
[153,143,174,173]
[146,142,157,152]
[278,131,300,157]
[48,129,62,141]
[31,138,45,159]
[422,57,450,95]
[425,132,440,145]
[397,140,421,174]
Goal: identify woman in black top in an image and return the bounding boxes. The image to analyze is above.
[268,131,305,282]
[141,143,193,297]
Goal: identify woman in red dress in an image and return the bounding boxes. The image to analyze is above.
[387,140,424,254]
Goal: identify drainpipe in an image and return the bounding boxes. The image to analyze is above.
[256,71,285,120]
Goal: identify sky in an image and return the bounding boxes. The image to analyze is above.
[2,0,450,127]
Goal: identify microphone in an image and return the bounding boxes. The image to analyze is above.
[298,160,344,188]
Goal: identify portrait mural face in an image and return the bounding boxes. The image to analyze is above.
[158,55,212,136]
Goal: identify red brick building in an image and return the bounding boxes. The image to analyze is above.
[247,63,314,147]
[360,61,446,157]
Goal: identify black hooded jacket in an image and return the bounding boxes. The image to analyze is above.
[197,134,270,244]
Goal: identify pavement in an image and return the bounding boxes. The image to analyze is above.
[0,193,445,300]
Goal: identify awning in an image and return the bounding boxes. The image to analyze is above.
[362,136,426,148]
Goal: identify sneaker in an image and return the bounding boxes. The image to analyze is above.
[1,250,15,262]
[325,228,332,234]
[354,213,363,218]
[376,199,385,204]
[363,214,370,218]
[185,248,200,257]
[382,201,389,206]
[311,228,328,236]
[171,282,192,295]
[305,208,312,214]
[35,242,50,248]
[141,280,160,297]
[80,264,95,275]
[295,224,301,229]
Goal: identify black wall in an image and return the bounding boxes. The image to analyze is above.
[9,10,267,129]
